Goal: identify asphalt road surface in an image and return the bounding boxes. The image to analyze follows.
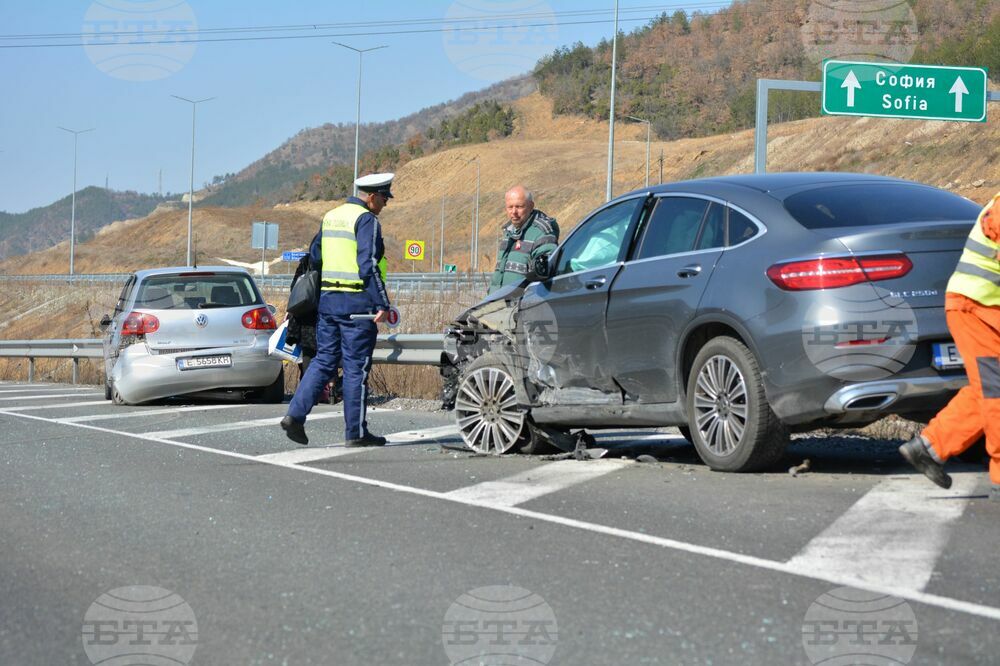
[1,381,997,665]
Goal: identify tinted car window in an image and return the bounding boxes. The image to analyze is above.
[556,198,644,275]
[135,273,261,310]
[784,184,981,229]
[636,197,709,260]
[695,203,726,250]
[113,276,136,316]
[728,208,758,246]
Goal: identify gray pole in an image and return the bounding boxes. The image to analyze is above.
[627,115,650,188]
[172,95,214,267]
[474,157,480,271]
[605,0,620,202]
[58,126,94,276]
[440,197,445,272]
[334,43,387,197]
[644,121,650,188]
[261,224,267,275]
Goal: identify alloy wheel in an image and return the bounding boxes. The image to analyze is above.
[692,354,749,457]
[455,366,524,455]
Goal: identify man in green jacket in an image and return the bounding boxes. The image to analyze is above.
[489,185,559,292]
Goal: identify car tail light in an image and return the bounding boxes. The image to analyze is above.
[766,254,912,291]
[121,311,160,336]
[242,306,277,330]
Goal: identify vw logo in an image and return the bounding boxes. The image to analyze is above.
[194,314,208,328]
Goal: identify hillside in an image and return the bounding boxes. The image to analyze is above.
[199,75,536,207]
[2,91,997,277]
[534,0,1000,139]
[0,187,170,260]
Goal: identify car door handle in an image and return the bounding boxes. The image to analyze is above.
[585,277,607,290]
[677,264,702,278]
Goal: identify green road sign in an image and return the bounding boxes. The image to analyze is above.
[444,264,457,273]
[822,60,988,123]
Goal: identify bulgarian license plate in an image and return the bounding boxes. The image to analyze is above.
[177,354,232,371]
[931,342,963,370]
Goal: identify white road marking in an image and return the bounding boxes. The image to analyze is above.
[4,400,109,412]
[59,403,249,423]
[785,473,978,591]
[0,392,102,401]
[2,407,999,624]
[257,424,461,465]
[141,411,347,439]
[0,387,98,394]
[444,459,633,507]
[385,424,459,444]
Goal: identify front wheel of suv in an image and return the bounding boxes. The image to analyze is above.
[455,351,529,455]
[686,337,788,472]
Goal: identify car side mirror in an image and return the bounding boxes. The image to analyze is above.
[99,314,112,330]
[529,254,552,281]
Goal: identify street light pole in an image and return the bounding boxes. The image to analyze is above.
[627,115,651,188]
[58,126,95,275]
[334,42,387,197]
[440,197,445,272]
[171,95,214,267]
[605,0,620,202]
[473,156,480,271]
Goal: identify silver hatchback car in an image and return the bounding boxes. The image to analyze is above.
[100,267,284,405]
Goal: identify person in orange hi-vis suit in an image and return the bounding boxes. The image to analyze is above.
[899,191,1000,499]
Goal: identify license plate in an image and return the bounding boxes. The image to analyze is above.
[932,342,963,370]
[177,354,232,371]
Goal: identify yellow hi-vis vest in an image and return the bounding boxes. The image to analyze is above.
[947,194,1000,307]
[320,202,388,292]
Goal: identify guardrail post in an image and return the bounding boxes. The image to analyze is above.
[28,357,34,383]
[72,358,79,385]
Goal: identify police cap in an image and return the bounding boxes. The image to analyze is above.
[355,172,394,198]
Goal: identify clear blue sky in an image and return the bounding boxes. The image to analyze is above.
[0,1,729,213]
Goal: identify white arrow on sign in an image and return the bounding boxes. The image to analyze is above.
[949,76,969,113]
[842,70,861,108]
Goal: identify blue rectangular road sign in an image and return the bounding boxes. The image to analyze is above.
[282,251,308,262]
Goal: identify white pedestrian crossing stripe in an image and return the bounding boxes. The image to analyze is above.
[443,459,633,507]
[142,411,348,439]
[59,403,248,423]
[786,472,978,591]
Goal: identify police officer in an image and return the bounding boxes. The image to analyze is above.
[489,185,559,292]
[280,173,394,447]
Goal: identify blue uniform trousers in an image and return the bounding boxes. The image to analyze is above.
[286,311,377,440]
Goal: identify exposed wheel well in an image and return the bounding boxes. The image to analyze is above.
[681,323,750,391]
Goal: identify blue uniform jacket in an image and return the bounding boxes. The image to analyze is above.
[310,196,391,316]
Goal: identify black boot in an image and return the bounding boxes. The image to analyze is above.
[898,436,951,489]
[345,432,387,447]
[281,416,308,446]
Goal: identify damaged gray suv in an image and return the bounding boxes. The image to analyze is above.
[441,173,980,472]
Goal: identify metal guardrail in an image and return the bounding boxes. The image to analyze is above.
[0,272,492,292]
[0,334,445,384]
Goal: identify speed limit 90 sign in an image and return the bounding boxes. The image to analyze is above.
[404,240,425,260]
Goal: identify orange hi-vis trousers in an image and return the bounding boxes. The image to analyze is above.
[923,295,1000,484]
